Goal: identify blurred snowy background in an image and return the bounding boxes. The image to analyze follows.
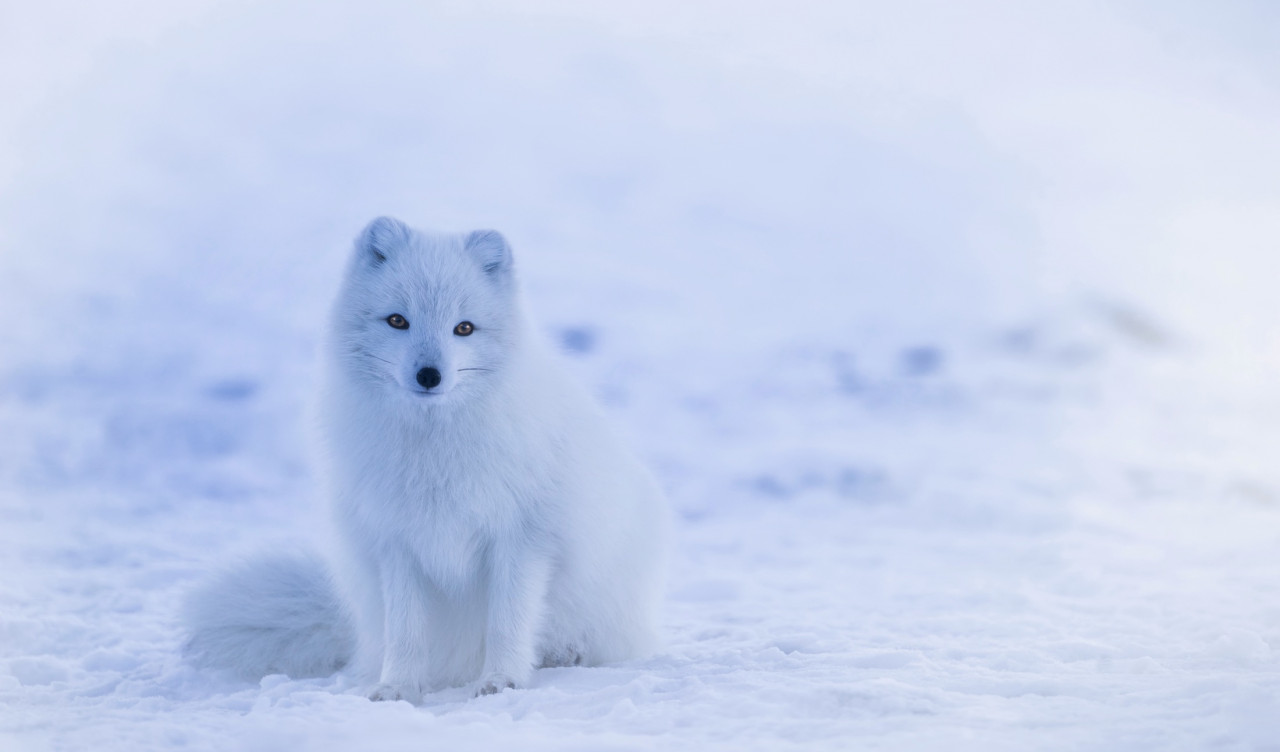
[2,1,1279,749]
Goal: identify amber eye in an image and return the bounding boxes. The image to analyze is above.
[453,321,474,336]
[387,314,409,330]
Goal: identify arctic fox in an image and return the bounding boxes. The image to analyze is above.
[184,218,668,701]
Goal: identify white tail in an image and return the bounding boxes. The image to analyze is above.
[182,551,354,681]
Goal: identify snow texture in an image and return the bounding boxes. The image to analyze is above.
[2,1,1280,750]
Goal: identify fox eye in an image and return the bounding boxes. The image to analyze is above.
[453,321,474,336]
[387,314,409,330]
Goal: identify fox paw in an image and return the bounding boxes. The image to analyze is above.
[474,674,517,697]
[539,647,584,668]
[368,682,423,704]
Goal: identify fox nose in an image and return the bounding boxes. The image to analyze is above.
[416,367,442,390]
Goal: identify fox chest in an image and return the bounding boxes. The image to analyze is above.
[361,452,550,588]
[335,410,562,585]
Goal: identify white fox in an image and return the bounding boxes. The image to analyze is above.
[184,218,668,701]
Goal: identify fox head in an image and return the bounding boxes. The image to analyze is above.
[330,217,523,403]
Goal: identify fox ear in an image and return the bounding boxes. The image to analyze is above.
[356,216,411,265]
[464,230,512,277]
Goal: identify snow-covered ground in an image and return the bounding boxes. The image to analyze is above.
[3,2,1280,749]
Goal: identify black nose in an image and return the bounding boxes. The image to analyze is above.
[416,367,442,389]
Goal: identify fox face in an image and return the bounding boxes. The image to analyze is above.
[331,217,521,402]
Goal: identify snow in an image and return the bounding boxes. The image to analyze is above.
[3,1,1280,749]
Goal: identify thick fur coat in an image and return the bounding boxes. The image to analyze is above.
[184,218,668,701]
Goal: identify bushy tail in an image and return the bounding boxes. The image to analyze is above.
[182,551,354,681]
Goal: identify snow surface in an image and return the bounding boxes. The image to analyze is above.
[3,1,1280,749]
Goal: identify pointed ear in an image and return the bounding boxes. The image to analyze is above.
[464,230,513,277]
[356,216,411,265]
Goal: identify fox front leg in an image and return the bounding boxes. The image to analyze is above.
[368,552,432,704]
[475,548,551,696]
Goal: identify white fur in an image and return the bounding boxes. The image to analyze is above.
[183,551,353,681]
[183,218,668,701]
